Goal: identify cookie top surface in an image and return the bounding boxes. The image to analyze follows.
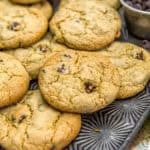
[0,0,52,20]
[0,90,81,150]
[0,6,48,49]
[99,0,120,9]
[31,0,53,20]
[100,42,150,99]
[60,0,120,9]
[50,0,121,51]
[5,33,55,80]
[0,52,29,108]
[10,0,41,5]
[39,51,120,113]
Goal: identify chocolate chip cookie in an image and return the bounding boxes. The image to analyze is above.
[0,6,48,49]
[100,42,150,99]
[50,0,121,51]
[0,90,81,150]
[5,33,55,80]
[39,51,120,113]
[0,52,29,108]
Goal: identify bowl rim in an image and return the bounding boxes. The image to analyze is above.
[120,0,150,15]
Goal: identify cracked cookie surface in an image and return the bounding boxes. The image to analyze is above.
[0,52,29,108]
[5,33,56,80]
[10,0,42,5]
[39,51,120,113]
[0,0,52,20]
[0,6,48,49]
[100,42,150,99]
[60,0,120,9]
[50,0,121,51]
[0,90,81,150]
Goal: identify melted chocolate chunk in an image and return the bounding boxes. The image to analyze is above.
[136,51,144,60]
[10,22,20,31]
[84,81,96,93]
[57,64,66,74]
[64,54,72,58]
[18,115,27,123]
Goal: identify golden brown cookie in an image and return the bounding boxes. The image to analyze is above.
[100,42,150,99]
[60,0,120,9]
[31,0,53,20]
[10,0,41,5]
[39,51,120,113]
[0,52,29,108]
[5,33,54,80]
[0,90,81,150]
[50,0,121,51]
[0,6,48,49]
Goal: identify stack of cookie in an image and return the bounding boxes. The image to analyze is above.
[0,0,150,149]
[0,0,81,149]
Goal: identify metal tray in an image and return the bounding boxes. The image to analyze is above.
[35,1,150,149]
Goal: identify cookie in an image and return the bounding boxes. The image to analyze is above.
[39,51,120,113]
[30,0,53,20]
[10,0,42,5]
[0,90,81,150]
[5,33,55,80]
[100,0,120,9]
[100,42,150,99]
[0,6,48,49]
[0,52,29,108]
[60,0,120,9]
[0,0,52,20]
[50,0,121,51]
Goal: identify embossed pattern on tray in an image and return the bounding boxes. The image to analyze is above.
[65,83,150,150]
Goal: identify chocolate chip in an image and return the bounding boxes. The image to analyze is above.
[0,145,5,150]
[42,69,46,73]
[84,81,96,93]
[125,0,150,11]
[37,44,48,53]
[0,59,3,62]
[136,51,144,60]
[10,22,20,31]
[64,54,72,58]
[57,64,66,74]
[140,40,150,49]
[18,115,27,123]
